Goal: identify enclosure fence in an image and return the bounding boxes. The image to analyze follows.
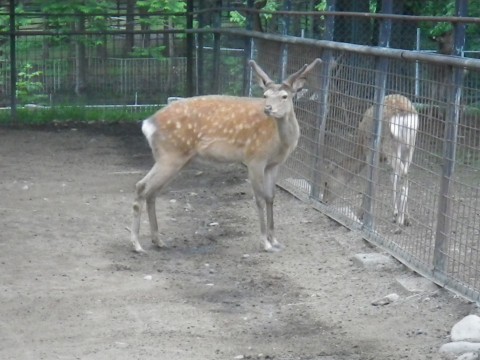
[2,1,480,302]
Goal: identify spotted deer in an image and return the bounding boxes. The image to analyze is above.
[130,58,322,253]
[323,94,419,227]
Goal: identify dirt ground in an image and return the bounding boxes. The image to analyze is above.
[0,125,476,360]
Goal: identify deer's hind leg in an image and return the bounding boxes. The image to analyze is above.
[131,154,191,252]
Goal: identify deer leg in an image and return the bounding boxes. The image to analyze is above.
[248,164,275,252]
[253,192,271,251]
[391,143,405,223]
[391,171,400,222]
[146,194,163,248]
[265,165,283,250]
[131,156,190,252]
[398,180,409,226]
[401,144,416,226]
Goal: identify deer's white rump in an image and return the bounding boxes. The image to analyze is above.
[130,58,322,253]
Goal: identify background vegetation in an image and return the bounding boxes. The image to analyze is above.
[0,0,478,124]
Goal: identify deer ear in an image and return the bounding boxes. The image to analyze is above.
[249,60,273,90]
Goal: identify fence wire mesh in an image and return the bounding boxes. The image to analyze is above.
[261,38,480,302]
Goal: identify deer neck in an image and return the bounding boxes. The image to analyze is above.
[276,111,300,150]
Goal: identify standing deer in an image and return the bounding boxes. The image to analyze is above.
[323,94,419,227]
[130,58,322,253]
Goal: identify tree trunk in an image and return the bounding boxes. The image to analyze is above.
[75,14,87,97]
[140,7,151,49]
[124,0,135,55]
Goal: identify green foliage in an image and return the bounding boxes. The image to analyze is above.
[16,64,47,105]
[137,0,185,13]
[314,1,326,11]
[137,0,187,30]
[36,0,113,31]
[129,45,166,58]
[415,0,480,50]
[0,106,156,126]
[228,0,279,27]
[222,56,244,96]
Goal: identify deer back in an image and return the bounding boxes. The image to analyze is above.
[145,95,286,164]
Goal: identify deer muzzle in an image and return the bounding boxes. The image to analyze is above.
[264,105,273,116]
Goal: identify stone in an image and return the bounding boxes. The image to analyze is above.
[440,341,480,355]
[395,274,439,294]
[352,253,402,271]
[452,315,480,342]
[457,352,479,360]
[372,293,400,306]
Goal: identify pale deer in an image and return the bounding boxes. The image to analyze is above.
[323,94,419,227]
[130,58,322,253]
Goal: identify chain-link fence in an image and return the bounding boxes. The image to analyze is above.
[1,1,480,302]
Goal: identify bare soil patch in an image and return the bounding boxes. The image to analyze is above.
[0,125,473,360]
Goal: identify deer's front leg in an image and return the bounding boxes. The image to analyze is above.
[249,164,275,252]
[398,181,410,226]
[265,165,283,250]
[391,171,400,223]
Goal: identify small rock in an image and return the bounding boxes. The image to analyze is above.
[452,315,480,342]
[352,253,401,271]
[440,341,480,355]
[234,355,244,359]
[372,293,400,306]
[209,222,219,227]
[457,352,479,360]
[144,275,152,280]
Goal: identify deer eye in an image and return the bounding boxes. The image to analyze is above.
[282,95,288,99]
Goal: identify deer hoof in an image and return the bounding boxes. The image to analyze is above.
[133,246,147,254]
[273,242,285,251]
[265,245,282,253]
[152,236,167,248]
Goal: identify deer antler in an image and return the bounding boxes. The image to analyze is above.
[249,60,274,88]
[283,58,322,91]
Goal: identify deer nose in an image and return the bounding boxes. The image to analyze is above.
[264,105,272,115]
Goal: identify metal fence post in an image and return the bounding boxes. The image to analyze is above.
[186,0,194,97]
[310,0,335,200]
[211,0,222,94]
[361,0,392,230]
[9,0,17,122]
[243,0,254,97]
[197,0,205,96]
[433,0,467,277]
